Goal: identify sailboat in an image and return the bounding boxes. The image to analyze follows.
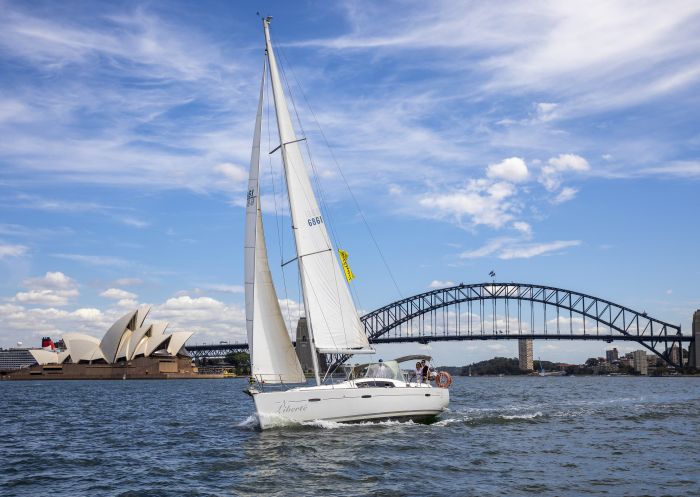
[243,17,450,429]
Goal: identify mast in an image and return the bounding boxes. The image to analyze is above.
[262,17,322,385]
[262,17,372,385]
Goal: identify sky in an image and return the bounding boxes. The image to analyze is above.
[1,0,699,365]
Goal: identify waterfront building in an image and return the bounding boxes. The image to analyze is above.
[606,348,619,363]
[518,339,533,371]
[0,348,36,371]
[4,308,198,380]
[632,350,648,375]
[25,307,192,365]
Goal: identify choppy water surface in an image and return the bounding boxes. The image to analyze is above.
[1,376,698,496]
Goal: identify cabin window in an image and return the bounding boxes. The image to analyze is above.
[355,380,395,388]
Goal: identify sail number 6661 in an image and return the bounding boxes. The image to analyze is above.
[307,216,323,227]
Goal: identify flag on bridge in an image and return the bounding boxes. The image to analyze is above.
[338,249,355,282]
[489,270,496,278]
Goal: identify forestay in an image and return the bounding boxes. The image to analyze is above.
[263,20,372,355]
[244,58,305,384]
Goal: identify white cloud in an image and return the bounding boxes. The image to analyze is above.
[25,271,75,289]
[460,238,581,259]
[116,298,139,309]
[100,288,137,300]
[498,240,581,259]
[552,187,578,204]
[512,221,532,236]
[486,157,529,182]
[0,242,28,258]
[460,238,509,259]
[304,1,700,117]
[388,184,403,196]
[214,163,248,184]
[53,253,130,267]
[641,161,700,178]
[539,154,590,191]
[12,290,76,306]
[548,154,591,172]
[151,294,248,343]
[429,280,455,289]
[0,0,695,207]
[118,217,149,228]
[12,271,79,306]
[0,301,115,346]
[419,179,517,229]
[201,284,244,294]
[72,308,103,320]
[10,193,107,213]
[534,102,559,122]
[112,278,143,287]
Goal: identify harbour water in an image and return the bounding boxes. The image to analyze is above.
[1,376,698,496]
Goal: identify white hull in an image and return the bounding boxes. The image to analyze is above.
[251,379,449,429]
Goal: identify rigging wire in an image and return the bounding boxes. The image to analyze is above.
[276,44,403,300]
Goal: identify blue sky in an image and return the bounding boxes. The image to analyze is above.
[1,0,699,364]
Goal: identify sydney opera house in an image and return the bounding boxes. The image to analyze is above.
[8,307,198,380]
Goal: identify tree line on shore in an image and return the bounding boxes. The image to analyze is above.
[437,357,643,376]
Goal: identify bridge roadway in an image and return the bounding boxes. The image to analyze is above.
[186,334,693,356]
[185,282,695,369]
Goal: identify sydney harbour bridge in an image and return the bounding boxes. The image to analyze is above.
[186,282,696,370]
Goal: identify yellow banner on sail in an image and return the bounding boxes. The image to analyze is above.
[338,249,355,282]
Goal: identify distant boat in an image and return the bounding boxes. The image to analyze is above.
[243,17,450,429]
[537,358,565,376]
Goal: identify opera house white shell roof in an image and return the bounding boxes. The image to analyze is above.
[29,307,193,365]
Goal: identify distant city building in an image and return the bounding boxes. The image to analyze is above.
[606,348,619,363]
[518,339,533,370]
[690,310,700,369]
[669,345,681,367]
[632,350,648,375]
[646,354,659,367]
[0,348,36,371]
[618,353,633,369]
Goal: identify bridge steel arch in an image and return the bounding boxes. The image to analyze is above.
[187,283,692,370]
[345,282,689,369]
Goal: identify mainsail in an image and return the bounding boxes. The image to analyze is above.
[263,19,372,355]
[244,58,305,384]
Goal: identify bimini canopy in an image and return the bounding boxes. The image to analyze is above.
[393,354,432,364]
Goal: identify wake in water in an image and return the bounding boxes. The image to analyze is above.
[236,414,260,430]
[302,418,418,429]
[500,411,544,420]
